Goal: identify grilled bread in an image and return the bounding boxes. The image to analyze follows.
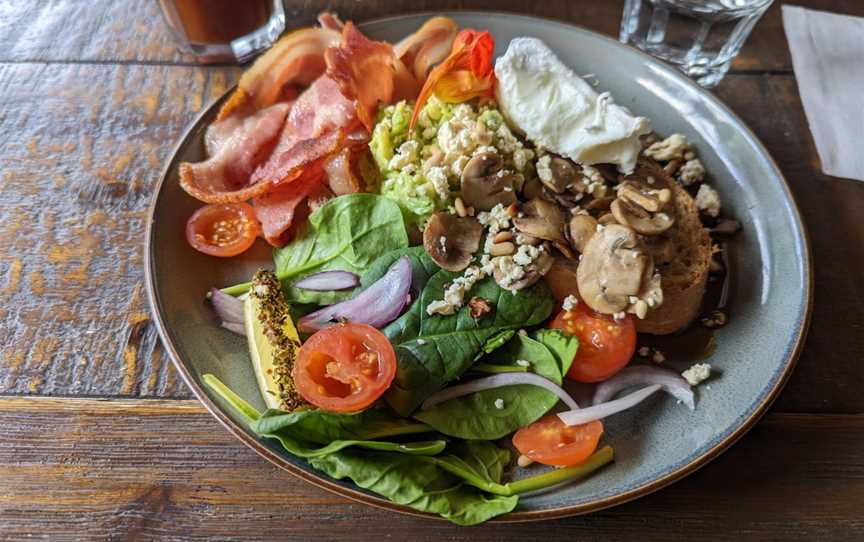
[636,160,713,335]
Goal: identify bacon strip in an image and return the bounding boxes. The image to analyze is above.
[179,103,291,204]
[394,17,459,81]
[253,169,325,247]
[325,22,397,132]
[217,27,341,120]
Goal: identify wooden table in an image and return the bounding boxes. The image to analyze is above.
[1,1,862,540]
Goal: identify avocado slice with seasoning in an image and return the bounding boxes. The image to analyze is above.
[244,270,306,411]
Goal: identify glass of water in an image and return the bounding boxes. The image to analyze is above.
[620,0,774,87]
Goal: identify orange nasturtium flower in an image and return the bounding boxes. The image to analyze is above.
[409,29,496,130]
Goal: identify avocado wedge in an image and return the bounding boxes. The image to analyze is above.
[244,270,306,411]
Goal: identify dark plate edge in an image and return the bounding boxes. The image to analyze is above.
[144,10,814,523]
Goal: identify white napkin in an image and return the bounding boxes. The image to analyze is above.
[783,5,864,182]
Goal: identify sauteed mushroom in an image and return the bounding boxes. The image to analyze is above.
[576,224,650,314]
[567,214,598,253]
[610,197,674,236]
[423,212,482,272]
[538,156,580,194]
[513,198,565,242]
[460,152,519,211]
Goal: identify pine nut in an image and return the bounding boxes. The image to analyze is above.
[454,197,467,217]
[489,241,516,256]
[493,231,513,243]
[657,188,672,204]
[635,299,648,319]
[517,454,534,468]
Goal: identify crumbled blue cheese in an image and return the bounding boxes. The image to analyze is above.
[516,359,531,367]
[388,140,420,171]
[678,158,705,186]
[426,166,451,201]
[682,363,712,386]
[695,184,721,217]
[536,155,553,183]
[562,294,579,311]
[426,265,486,316]
[477,203,511,235]
[644,133,689,162]
[494,398,505,409]
[492,245,544,290]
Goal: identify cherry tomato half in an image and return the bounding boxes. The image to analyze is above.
[292,323,397,413]
[549,302,636,383]
[185,202,261,257]
[513,415,603,467]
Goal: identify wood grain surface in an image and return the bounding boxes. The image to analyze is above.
[1,0,863,540]
[1,1,863,69]
[0,397,862,541]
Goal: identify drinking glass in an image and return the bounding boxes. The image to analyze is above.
[619,0,774,87]
[158,0,286,64]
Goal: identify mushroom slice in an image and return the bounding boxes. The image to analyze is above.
[513,198,565,242]
[567,214,598,253]
[540,157,579,194]
[610,197,674,236]
[522,177,543,200]
[492,250,554,291]
[423,212,482,272]
[460,152,518,211]
[576,224,649,314]
[584,196,614,213]
[617,181,663,212]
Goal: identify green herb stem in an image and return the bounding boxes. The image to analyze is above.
[202,373,262,422]
[506,445,614,495]
[472,363,529,374]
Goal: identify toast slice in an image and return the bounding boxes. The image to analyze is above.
[635,159,713,335]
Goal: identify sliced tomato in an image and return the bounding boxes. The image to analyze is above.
[186,202,261,257]
[549,303,636,383]
[292,323,397,413]
[513,415,603,467]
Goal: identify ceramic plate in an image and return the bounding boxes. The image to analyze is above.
[145,12,812,521]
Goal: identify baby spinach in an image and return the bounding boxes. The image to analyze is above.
[252,407,432,443]
[272,194,410,304]
[203,375,444,458]
[534,328,580,377]
[414,333,569,439]
[356,246,439,299]
[382,269,555,416]
[308,442,519,525]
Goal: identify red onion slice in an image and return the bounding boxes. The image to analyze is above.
[293,270,359,291]
[210,287,244,325]
[298,256,412,333]
[593,366,695,410]
[420,373,580,411]
[558,385,661,426]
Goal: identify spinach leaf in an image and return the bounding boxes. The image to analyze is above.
[356,246,439,299]
[252,407,431,443]
[477,329,516,358]
[308,445,518,525]
[273,194,410,304]
[426,440,512,495]
[261,432,445,459]
[414,333,565,439]
[534,328,579,377]
[383,270,554,415]
[204,375,443,458]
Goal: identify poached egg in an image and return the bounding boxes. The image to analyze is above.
[494,37,651,173]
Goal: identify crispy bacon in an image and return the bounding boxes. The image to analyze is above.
[323,147,363,196]
[253,168,325,247]
[317,12,344,31]
[250,77,354,186]
[217,27,341,120]
[179,103,291,204]
[394,16,459,81]
[325,22,396,132]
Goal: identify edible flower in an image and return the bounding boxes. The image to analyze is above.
[409,29,496,130]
